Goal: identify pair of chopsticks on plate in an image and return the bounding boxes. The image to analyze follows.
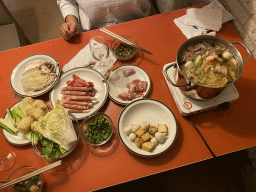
[100,28,152,55]
[0,160,61,190]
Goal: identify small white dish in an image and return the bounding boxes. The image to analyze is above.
[106,65,151,105]
[49,67,109,120]
[10,54,61,97]
[2,100,50,146]
[118,98,178,157]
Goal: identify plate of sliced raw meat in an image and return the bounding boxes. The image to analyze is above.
[106,65,151,105]
[49,67,109,120]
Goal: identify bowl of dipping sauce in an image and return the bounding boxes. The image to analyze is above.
[110,35,138,61]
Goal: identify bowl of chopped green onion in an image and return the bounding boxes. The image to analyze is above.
[110,35,138,61]
[80,112,113,146]
[6,165,44,192]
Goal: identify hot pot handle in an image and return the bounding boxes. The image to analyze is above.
[163,62,190,87]
[231,42,251,64]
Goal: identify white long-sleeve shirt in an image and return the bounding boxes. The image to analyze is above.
[57,0,151,31]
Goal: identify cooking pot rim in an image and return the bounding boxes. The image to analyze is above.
[174,35,249,89]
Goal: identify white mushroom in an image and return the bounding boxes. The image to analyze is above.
[131,124,140,133]
[128,133,136,142]
[124,127,132,135]
[155,132,166,143]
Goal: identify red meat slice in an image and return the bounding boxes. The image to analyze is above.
[66,74,94,87]
[117,79,147,101]
[61,87,94,92]
[61,90,95,96]
[62,103,91,110]
[62,95,97,101]
[123,69,136,77]
[63,100,92,107]
[126,79,147,93]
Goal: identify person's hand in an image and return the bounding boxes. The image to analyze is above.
[61,15,78,40]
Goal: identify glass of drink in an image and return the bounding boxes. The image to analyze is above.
[0,151,16,171]
[89,36,109,61]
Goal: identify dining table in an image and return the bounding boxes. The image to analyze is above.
[1,4,256,192]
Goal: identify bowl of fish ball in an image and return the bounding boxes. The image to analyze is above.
[110,35,138,61]
[32,113,81,161]
[124,121,169,153]
[80,112,113,146]
[5,165,44,192]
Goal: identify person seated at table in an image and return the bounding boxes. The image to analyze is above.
[57,0,153,40]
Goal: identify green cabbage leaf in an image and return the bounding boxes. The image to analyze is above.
[32,99,77,151]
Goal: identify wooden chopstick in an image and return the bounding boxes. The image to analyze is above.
[0,160,61,190]
[100,28,152,55]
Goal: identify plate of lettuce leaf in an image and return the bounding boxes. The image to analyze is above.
[31,100,81,160]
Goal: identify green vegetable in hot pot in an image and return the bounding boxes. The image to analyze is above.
[85,115,112,144]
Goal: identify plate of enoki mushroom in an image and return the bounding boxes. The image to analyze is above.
[10,54,61,97]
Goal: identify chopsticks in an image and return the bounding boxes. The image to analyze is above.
[100,28,153,55]
[0,160,61,190]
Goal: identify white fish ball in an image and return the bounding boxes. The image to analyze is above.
[124,127,132,135]
[131,124,140,133]
[155,132,166,143]
[150,137,158,145]
[128,133,136,142]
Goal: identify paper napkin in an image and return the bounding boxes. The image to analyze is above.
[62,43,117,75]
[173,0,233,38]
[185,8,223,31]
[174,15,208,39]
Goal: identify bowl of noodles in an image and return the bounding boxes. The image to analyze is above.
[163,35,251,100]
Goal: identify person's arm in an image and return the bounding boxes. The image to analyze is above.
[57,0,79,40]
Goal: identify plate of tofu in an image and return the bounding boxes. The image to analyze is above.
[117,98,178,157]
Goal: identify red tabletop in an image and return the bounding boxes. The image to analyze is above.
[1,5,255,192]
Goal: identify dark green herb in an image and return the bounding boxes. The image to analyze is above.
[84,115,112,144]
[13,175,40,192]
[113,43,136,58]
[102,80,106,83]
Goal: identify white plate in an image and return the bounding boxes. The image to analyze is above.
[118,99,178,157]
[49,67,109,120]
[10,54,61,97]
[2,100,50,146]
[106,65,151,105]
